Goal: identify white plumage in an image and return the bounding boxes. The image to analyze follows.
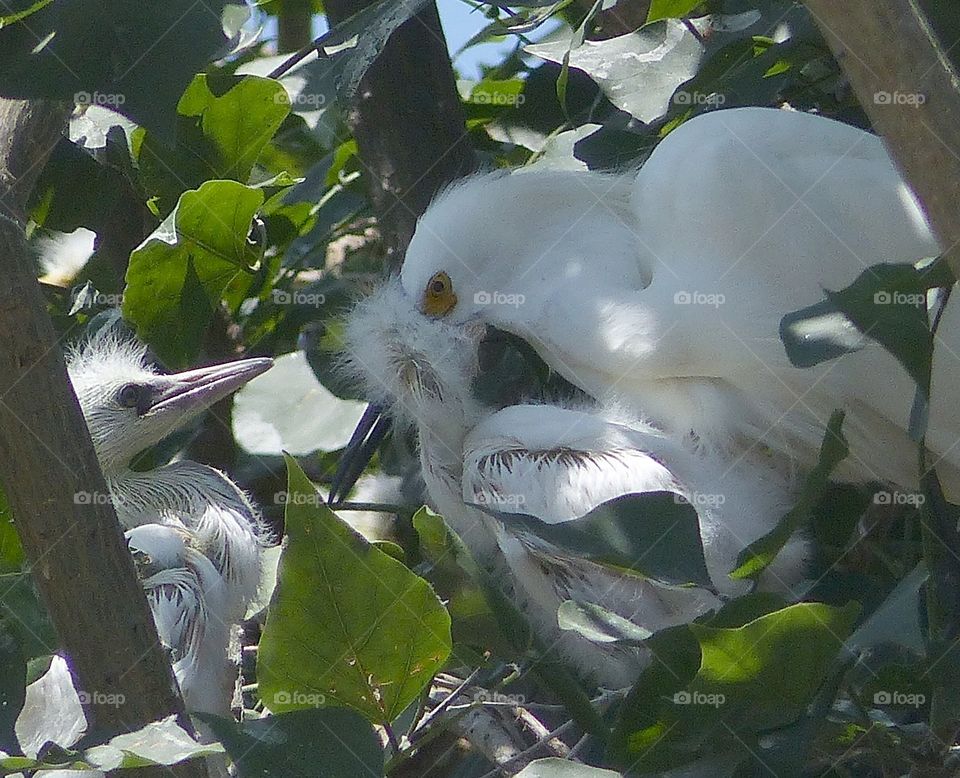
[398,107,958,497]
[66,331,271,713]
[341,280,806,685]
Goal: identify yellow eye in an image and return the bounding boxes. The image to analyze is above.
[422,271,457,317]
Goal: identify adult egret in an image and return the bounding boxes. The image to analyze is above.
[396,106,960,496]
[67,331,271,710]
[335,279,808,685]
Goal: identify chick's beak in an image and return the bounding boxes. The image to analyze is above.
[147,357,274,418]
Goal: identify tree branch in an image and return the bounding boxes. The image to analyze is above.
[323,0,478,266]
[803,0,960,276]
[0,97,206,776]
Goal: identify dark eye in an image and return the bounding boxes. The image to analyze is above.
[430,278,446,294]
[117,384,141,408]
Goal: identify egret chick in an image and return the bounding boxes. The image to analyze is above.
[335,280,807,685]
[126,524,233,715]
[67,331,271,709]
[397,107,960,496]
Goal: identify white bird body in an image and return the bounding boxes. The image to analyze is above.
[342,280,806,685]
[67,331,271,713]
[398,107,959,497]
[125,524,233,716]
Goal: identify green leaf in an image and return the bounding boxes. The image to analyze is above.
[730,410,848,580]
[515,758,623,777]
[0,492,22,574]
[84,716,222,771]
[780,260,954,396]
[557,600,653,644]
[646,0,703,23]
[0,622,25,755]
[198,708,383,778]
[611,602,859,772]
[490,492,712,587]
[0,0,235,138]
[258,457,451,725]
[123,180,263,367]
[139,74,290,213]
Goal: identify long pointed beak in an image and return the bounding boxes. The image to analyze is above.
[328,403,392,506]
[147,357,274,418]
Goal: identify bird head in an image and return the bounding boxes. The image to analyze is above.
[67,332,273,474]
[399,170,639,326]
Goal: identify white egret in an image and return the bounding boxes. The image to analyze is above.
[396,106,960,496]
[335,280,808,685]
[66,331,271,711]
[125,524,233,716]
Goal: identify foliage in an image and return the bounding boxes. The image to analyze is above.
[0,0,955,775]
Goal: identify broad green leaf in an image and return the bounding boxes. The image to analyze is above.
[0,492,22,573]
[489,492,712,587]
[647,0,703,23]
[557,600,653,644]
[85,716,222,770]
[232,352,367,455]
[730,410,848,580]
[780,260,954,396]
[198,708,383,778]
[0,0,237,138]
[0,622,25,755]
[258,457,450,724]
[0,575,55,661]
[611,602,859,772]
[515,758,623,777]
[139,74,290,212]
[123,180,263,367]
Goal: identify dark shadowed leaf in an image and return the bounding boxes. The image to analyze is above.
[780,260,954,396]
[258,457,450,725]
[198,708,384,778]
[487,492,712,587]
[0,621,25,755]
[0,0,237,138]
